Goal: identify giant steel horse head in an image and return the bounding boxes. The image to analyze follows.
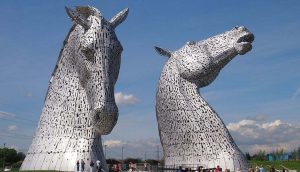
[21,6,129,171]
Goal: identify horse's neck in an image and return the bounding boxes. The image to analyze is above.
[40,27,90,126]
[159,59,208,109]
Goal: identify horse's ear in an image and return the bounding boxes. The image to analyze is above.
[155,46,172,58]
[65,6,91,30]
[110,8,129,29]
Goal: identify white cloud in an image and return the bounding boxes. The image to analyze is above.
[0,111,15,118]
[102,138,162,159]
[227,118,300,154]
[9,145,19,151]
[104,140,125,148]
[8,125,18,131]
[292,87,300,99]
[115,92,138,106]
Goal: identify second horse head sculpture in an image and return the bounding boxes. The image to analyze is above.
[155,26,254,171]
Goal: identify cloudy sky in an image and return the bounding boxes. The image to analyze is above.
[0,1,299,159]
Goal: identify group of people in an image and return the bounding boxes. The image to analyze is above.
[248,165,286,172]
[128,162,137,172]
[247,165,264,172]
[112,163,121,172]
[176,164,288,172]
[178,165,225,172]
[76,159,102,172]
[75,162,287,172]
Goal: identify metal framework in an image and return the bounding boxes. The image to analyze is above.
[21,6,128,171]
[155,26,254,171]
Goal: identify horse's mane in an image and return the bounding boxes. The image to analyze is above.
[44,24,76,102]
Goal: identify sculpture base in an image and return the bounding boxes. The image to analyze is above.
[21,137,107,172]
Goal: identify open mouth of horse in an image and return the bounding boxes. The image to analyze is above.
[235,33,255,55]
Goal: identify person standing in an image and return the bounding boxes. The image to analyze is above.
[269,166,275,172]
[259,165,265,172]
[76,160,80,171]
[81,159,85,171]
[214,165,221,172]
[144,161,148,171]
[90,160,95,172]
[248,166,255,172]
[129,162,133,172]
[96,160,101,172]
[197,166,204,172]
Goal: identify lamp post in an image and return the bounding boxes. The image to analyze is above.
[157,145,160,166]
[104,145,107,159]
[121,146,124,162]
[3,143,5,172]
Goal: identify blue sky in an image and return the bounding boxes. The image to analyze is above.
[0,1,299,159]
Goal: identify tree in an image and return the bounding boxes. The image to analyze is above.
[124,158,142,164]
[291,149,297,160]
[145,159,158,165]
[106,158,120,164]
[0,148,26,166]
[253,150,266,161]
[16,152,25,161]
[297,146,300,160]
[245,152,251,160]
[274,148,284,161]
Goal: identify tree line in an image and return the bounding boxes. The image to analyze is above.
[245,147,300,161]
[0,148,25,169]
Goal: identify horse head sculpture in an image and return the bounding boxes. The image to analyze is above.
[155,26,254,171]
[65,6,128,134]
[21,6,128,171]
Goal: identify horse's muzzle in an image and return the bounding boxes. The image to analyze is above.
[93,102,119,135]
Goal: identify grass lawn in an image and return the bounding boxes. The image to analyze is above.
[250,160,300,171]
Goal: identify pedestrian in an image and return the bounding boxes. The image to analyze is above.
[76,160,80,171]
[90,160,95,172]
[177,166,183,172]
[255,166,260,172]
[96,160,101,172]
[269,165,275,172]
[144,161,148,171]
[197,166,204,172]
[129,162,133,172]
[214,165,221,172]
[81,159,85,171]
[248,166,254,172]
[117,163,121,172]
[259,165,265,172]
[114,164,117,172]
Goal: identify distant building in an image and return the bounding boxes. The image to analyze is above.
[267,153,292,161]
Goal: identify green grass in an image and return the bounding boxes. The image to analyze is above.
[250,160,300,171]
